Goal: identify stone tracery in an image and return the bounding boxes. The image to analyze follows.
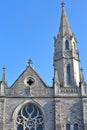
[16,104,44,130]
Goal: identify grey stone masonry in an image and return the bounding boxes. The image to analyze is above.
[0,2,87,130]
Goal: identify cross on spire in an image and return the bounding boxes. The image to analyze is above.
[28,58,33,66]
[61,2,65,8]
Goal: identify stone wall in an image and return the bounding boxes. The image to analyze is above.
[55,97,84,130]
[82,98,87,130]
[0,99,4,130]
[3,97,55,130]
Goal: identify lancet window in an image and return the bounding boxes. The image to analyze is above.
[65,40,69,50]
[74,124,78,130]
[67,65,71,85]
[66,124,70,130]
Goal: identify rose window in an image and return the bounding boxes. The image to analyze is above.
[16,104,44,130]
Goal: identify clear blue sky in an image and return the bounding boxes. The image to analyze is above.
[0,0,87,86]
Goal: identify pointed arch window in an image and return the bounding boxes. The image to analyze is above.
[74,124,78,130]
[16,104,44,130]
[67,65,71,85]
[65,40,69,50]
[66,124,70,130]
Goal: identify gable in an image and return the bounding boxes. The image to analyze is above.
[7,65,53,97]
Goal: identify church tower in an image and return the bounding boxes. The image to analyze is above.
[54,3,81,88]
[54,3,85,130]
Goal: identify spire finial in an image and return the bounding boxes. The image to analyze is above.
[2,67,7,84]
[28,58,33,66]
[61,2,65,8]
[3,67,6,72]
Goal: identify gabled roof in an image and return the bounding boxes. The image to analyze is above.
[11,65,48,88]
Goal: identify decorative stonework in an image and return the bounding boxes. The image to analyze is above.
[59,87,81,94]
[16,104,44,130]
[24,76,36,87]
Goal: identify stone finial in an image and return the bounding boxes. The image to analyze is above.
[61,1,65,8]
[54,69,60,85]
[28,58,33,66]
[80,68,84,82]
[2,67,6,84]
[1,67,7,95]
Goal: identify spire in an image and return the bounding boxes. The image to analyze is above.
[59,2,72,36]
[2,67,7,84]
[0,67,7,95]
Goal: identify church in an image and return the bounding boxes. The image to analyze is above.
[0,2,87,130]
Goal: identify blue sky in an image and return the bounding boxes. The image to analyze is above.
[0,0,87,86]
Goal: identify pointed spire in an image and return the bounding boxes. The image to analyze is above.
[2,67,7,84]
[59,2,72,36]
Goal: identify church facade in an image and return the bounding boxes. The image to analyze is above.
[0,3,87,130]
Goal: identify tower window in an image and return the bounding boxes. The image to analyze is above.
[67,65,71,85]
[66,124,70,130]
[74,124,78,130]
[16,104,44,130]
[65,40,69,50]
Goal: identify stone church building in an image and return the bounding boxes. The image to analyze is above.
[0,2,87,130]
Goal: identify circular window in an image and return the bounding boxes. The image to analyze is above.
[24,77,35,87]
